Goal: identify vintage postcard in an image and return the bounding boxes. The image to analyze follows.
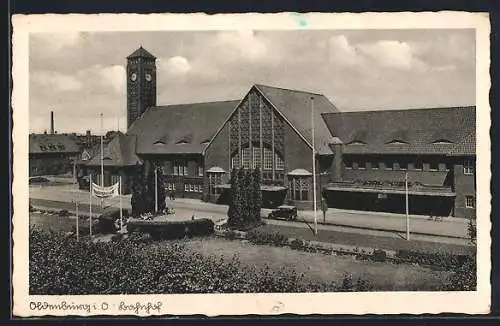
[12,12,491,316]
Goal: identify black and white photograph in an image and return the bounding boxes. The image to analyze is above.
[12,12,491,316]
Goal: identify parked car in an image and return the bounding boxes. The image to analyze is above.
[98,206,130,233]
[267,205,298,221]
[29,176,50,184]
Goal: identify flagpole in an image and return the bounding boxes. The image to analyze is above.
[405,172,410,241]
[311,96,317,236]
[89,174,93,238]
[119,175,123,232]
[100,113,104,212]
[154,166,158,213]
[73,162,79,241]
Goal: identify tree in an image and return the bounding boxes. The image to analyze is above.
[252,168,262,223]
[131,164,145,217]
[227,167,262,230]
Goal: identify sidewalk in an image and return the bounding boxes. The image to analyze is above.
[29,184,469,239]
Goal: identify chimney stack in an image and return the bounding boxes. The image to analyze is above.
[50,111,55,134]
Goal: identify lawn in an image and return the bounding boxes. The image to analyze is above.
[174,237,452,291]
[256,224,473,255]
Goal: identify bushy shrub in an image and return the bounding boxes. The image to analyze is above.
[356,275,375,292]
[246,229,288,247]
[396,249,469,270]
[372,249,387,262]
[340,272,354,292]
[127,218,215,240]
[441,254,476,291]
[467,218,477,245]
[29,229,340,294]
[58,209,70,217]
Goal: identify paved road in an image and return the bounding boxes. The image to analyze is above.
[30,196,470,247]
[30,184,470,239]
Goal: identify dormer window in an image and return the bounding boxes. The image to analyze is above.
[432,139,454,144]
[346,140,367,146]
[386,139,408,145]
[154,140,166,145]
[176,140,189,145]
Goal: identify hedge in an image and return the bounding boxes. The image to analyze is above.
[29,229,339,294]
[127,218,215,240]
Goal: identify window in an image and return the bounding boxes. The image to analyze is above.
[369,160,379,170]
[275,153,284,170]
[190,184,194,192]
[263,148,273,170]
[428,161,439,171]
[414,160,423,171]
[290,177,309,201]
[465,196,475,208]
[174,160,188,176]
[242,148,251,169]
[231,155,240,170]
[111,175,120,186]
[172,183,176,191]
[464,160,474,175]
[358,161,366,170]
[252,147,261,169]
[344,159,353,169]
[198,165,204,177]
[185,184,189,192]
[399,161,408,171]
[384,160,393,170]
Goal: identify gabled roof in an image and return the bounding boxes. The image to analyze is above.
[322,106,475,155]
[29,134,80,154]
[85,132,141,166]
[127,46,156,60]
[127,100,240,155]
[254,84,340,154]
[448,131,476,156]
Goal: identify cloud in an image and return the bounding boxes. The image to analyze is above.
[328,35,363,66]
[214,30,268,61]
[95,65,126,93]
[159,56,191,76]
[357,40,429,71]
[31,70,83,92]
[31,32,83,54]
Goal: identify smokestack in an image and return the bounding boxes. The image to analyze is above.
[50,111,55,134]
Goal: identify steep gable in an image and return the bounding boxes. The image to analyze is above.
[255,84,340,154]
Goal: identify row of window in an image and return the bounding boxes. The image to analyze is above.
[171,160,204,177]
[166,182,203,193]
[344,159,474,175]
[231,147,285,170]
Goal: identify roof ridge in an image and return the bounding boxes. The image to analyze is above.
[321,105,475,115]
[150,99,240,109]
[255,83,325,97]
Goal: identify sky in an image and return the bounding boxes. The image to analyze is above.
[29,29,475,134]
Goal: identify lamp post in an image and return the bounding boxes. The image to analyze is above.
[311,96,318,236]
[405,171,410,241]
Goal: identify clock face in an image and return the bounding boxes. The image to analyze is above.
[145,73,152,82]
[130,73,137,81]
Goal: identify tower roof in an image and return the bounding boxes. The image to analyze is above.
[127,46,156,60]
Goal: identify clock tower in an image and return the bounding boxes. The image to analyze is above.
[126,46,157,129]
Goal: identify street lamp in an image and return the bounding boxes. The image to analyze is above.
[405,171,410,241]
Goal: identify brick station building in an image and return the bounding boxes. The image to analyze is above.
[81,46,476,218]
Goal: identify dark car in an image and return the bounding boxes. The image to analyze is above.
[267,205,298,221]
[29,176,50,184]
[98,206,130,233]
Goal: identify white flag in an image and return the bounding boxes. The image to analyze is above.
[91,182,120,198]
